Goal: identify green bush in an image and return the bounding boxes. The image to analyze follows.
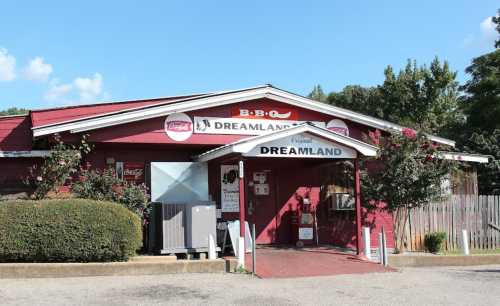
[72,168,150,220]
[424,231,447,253]
[0,199,142,262]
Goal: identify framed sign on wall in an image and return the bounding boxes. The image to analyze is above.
[221,164,239,212]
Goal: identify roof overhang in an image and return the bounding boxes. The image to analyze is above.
[195,123,378,162]
[30,85,455,147]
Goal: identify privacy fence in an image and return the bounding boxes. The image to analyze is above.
[404,195,500,251]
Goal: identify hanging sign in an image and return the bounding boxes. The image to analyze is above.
[326,119,349,136]
[244,133,357,159]
[164,112,193,141]
[231,107,298,120]
[194,116,325,136]
[221,165,240,212]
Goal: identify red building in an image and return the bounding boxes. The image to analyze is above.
[0,85,488,253]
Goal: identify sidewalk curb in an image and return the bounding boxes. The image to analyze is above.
[389,254,500,267]
[0,260,225,279]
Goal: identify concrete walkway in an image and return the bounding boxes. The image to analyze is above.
[245,246,393,278]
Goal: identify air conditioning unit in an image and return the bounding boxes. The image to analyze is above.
[330,193,355,210]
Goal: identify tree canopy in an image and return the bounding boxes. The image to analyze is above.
[0,107,29,116]
[310,57,461,135]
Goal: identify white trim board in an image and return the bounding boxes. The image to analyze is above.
[196,123,378,162]
[0,150,51,158]
[31,85,455,147]
[437,152,490,163]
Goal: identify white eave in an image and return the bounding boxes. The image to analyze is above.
[438,151,490,163]
[195,123,379,162]
[31,85,456,147]
[0,150,51,158]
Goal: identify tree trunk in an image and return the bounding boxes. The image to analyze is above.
[393,206,410,253]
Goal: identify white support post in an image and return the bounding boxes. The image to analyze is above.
[238,236,245,268]
[462,229,470,256]
[208,234,216,260]
[378,232,384,265]
[363,226,371,260]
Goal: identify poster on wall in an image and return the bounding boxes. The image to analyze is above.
[117,162,145,184]
[221,165,239,212]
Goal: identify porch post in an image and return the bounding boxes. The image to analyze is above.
[238,159,246,268]
[354,158,363,255]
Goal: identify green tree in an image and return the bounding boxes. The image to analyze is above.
[362,128,454,251]
[315,58,461,136]
[492,9,500,48]
[455,9,500,194]
[308,85,327,102]
[0,107,29,116]
[377,58,460,134]
[326,85,382,118]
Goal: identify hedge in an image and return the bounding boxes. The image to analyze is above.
[0,199,142,262]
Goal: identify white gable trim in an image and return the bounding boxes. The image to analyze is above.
[31,85,455,146]
[0,150,51,158]
[437,152,490,163]
[196,123,378,162]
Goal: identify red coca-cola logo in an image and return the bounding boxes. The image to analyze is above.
[166,121,192,132]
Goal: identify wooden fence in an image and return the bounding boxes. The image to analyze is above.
[404,195,500,251]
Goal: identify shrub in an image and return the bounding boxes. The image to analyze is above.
[26,134,92,200]
[72,168,150,220]
[424,231,447,253]
[0,199,142,262]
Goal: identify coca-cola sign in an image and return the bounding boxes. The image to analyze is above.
[164,112,193,141]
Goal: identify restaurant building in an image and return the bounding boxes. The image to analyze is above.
[0,85,489,254]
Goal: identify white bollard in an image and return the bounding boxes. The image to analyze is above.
[378,232,384,265]
[208,234,216,260]
[462,229,470,255]
[237,236,245,268]
[363,226,371,260]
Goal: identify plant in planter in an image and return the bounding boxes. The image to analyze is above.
[424,231,447,253]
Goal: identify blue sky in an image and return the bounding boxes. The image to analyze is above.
[0,1,498,110]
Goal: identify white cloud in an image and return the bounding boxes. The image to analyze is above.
[44,79,73,102]
[74,73,103,103]
[23,57,53,82]
[43,73,107,104]
[463,16,497,48]
[0,48,16,81]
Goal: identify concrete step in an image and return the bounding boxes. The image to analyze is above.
[129,255,177,263]
[0,260,226,279]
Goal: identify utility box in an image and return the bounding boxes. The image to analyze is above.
[148,201,216,254]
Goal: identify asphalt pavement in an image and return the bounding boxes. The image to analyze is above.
[1,265,499,305]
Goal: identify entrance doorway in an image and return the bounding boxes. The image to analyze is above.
[248,169,277,244]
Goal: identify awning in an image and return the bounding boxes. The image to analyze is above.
[195,122,378,162]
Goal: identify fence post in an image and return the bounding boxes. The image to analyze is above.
[363,227,371,260]
[462,229,470,255]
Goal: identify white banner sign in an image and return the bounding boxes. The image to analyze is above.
[221,165,240,212]
[194,116,325,136]
[244,133,357,159]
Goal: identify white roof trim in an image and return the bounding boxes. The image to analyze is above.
[196,123,378,162]
[31,85,455,146]
[437,151,490,163]
[0,150,51,158]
